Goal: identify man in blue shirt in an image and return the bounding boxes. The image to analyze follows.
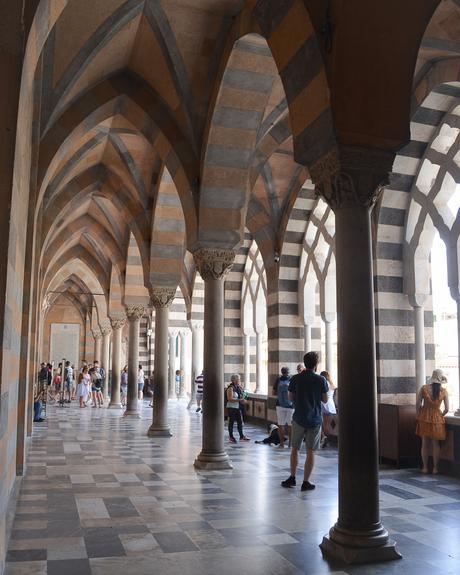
[281,351,328,491]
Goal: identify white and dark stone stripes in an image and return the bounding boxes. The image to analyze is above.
[374,83,460,399]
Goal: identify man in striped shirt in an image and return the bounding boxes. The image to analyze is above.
[195,371,204,412]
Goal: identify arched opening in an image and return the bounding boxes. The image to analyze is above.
[432,230,459,409]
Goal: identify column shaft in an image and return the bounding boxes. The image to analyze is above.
[94,336,102,363]
[243,333,251,390]
[321,205,399,562]
[101,331,111,401]
[194,277,232,469]
[179,331,188,398]
[414,305,426,392]
[325,320,333,374]
[255,331,263,393]
[125,317,140,417]
[109,324,123,408]
[148,306,171,435]
[189,324,203,406]
[168,332,176,399]
[304,324,311,353]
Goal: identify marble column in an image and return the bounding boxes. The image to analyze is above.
[124,305,145,418]
[255,330,263,394]
[92,329,102,363]
[189,322,203,403]
[324,319,333,374]
[100,323,111,401]
[304,324,311,353]
[313,147,400,563]
[178,330,188,398]
[109,317,125,409]
[168,331,177,399]
[243,332,251,391]
[148,287,175,437]
[193,248,235,470]
[411,300,426,393]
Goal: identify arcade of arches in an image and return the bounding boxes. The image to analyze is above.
[1,1,460,574]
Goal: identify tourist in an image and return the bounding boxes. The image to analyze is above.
[226,374,250,443]
[89,367,103,407]
[320,370,337,448]
[33,385,45,422]
[416,368,450,474]
[137,364,145,400]
[70,364,76,400]
[195,370,204,412]
[281,351,328,491]
[53,364,62,400]
[296,363,305,374]
[272,366,293,449]
[120,366,128,406]
[76,366,90,408]
[38,362,48,387]
[175,369,181,398]
[255,424,280,445]
[93,360,105,401]
[63,360,73,403]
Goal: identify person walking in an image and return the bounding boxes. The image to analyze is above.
[138,364,145,400]
[63,361,73,403]
[416,368,449,474]
[281,351,328,491]
[226,374,250,443]
[272,367,293,449]
[195,371,204,412]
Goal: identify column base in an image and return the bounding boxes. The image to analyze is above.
[147,424,172,437]
[108,402,122,409]
[320,524,401,565]
[194,451,233,470]
[123,409,141,419]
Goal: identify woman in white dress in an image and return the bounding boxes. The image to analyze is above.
[76,366,90,408]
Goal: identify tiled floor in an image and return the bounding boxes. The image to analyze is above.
[5,401,460,574]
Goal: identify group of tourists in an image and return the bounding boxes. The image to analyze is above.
[35,348,451,480]
[76,361,106,408]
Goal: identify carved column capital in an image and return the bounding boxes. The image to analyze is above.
[309,146,395,210]
[193,248,235,280]
[92,328,102,340]
[99,319,112,336]
[125,304,146,321]
[110,316,126,330]
[150,286,176,309]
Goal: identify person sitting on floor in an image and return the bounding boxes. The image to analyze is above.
[255,424,280,445]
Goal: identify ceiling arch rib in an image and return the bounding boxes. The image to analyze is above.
[37,73,199,246]
[44,258,109,325]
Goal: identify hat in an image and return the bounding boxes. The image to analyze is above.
[429,369,447,384]
[269,424,278,432]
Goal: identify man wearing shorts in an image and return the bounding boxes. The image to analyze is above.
[272,367,293,448]
[281,351,328,491]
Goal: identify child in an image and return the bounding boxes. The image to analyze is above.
[255,424,280,445]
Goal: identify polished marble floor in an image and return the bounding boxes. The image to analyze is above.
[5,401,460,575]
